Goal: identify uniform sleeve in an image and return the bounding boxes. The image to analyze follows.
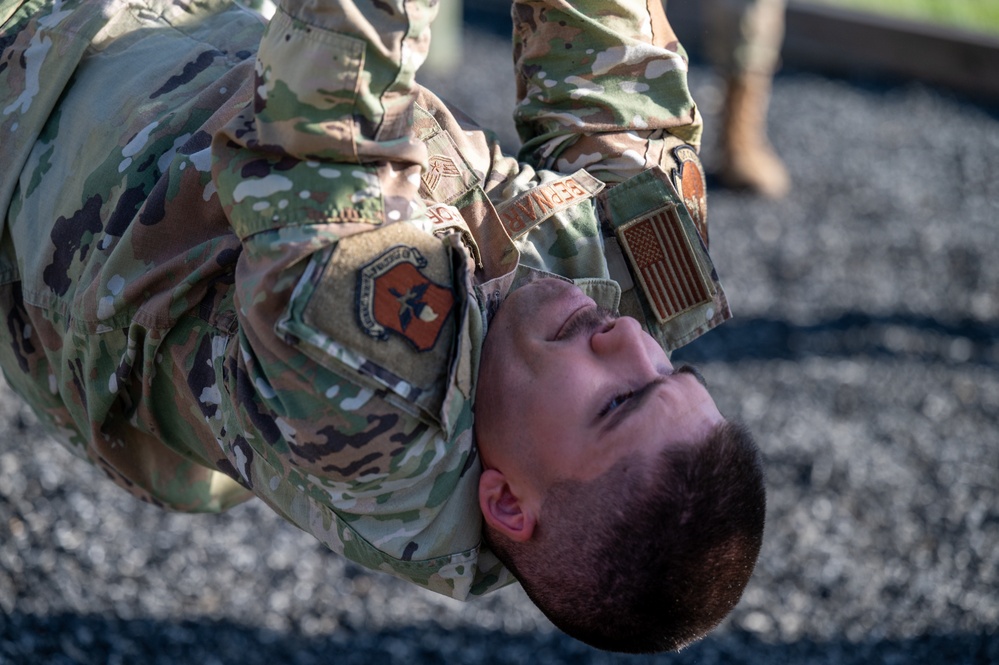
[506,0,729,350]
[212,0,438,237]
[511,0,703,183]
[206,0,494,597]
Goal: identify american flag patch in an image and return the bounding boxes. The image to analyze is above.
[617,208,712,324]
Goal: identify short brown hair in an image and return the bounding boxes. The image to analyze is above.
[484,421,766,653]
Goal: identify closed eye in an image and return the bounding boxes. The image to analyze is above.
[596,376,669,431]
[599,391,634,418]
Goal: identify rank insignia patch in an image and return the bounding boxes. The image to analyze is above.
[617,208,712,325]
[357,245,455,352]
[422,155,462,191]
[672,145,708,248]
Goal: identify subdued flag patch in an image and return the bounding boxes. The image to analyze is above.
[616,208,711,324]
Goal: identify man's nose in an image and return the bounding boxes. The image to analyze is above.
[590,315,647,360]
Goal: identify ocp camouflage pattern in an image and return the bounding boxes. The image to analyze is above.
[0,0,727,599]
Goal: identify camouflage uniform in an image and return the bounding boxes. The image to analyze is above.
[0,0,729,599]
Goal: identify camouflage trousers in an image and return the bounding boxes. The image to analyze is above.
[702,0,787,76]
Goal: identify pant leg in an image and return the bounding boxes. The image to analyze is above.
[256,0,437,162]
[703,0,786,77]
[214,0,442,236]
[511,0,703,186]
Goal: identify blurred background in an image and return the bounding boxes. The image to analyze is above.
[2,1,998,663]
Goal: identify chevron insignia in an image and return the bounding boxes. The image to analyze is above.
[422,155,462,191]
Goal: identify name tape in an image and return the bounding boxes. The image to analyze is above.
[496,173,602,239]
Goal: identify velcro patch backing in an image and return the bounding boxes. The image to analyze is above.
[302,224,458,404]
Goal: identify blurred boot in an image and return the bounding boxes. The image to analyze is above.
[720,74,790,198]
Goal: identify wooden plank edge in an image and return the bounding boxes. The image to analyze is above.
[783,1,999,102]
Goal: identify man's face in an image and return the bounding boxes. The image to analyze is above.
[474,278,724,498]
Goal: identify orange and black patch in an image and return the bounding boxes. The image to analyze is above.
[357,246,455,352]
[671,145,708,248]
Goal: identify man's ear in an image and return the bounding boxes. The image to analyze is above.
[478,469,536,542]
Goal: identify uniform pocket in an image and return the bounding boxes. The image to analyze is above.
[277,221,475,436]
[597,166,731,351]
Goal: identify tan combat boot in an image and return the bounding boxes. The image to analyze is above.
[719,74,791,198]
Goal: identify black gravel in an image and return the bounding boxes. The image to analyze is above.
[3,12,999,665]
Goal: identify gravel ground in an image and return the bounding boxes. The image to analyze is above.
[2,11,999,665]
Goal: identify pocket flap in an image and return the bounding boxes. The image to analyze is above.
[597,167,731,350]
[278,222,473,435]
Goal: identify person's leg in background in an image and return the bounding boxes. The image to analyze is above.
[704,0,790,198]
